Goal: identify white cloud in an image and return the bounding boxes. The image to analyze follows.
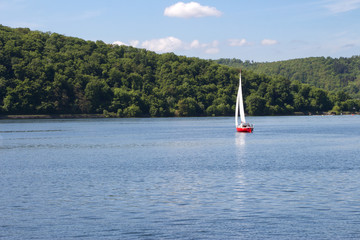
[112,41,128,46]
[228,38,249,46]
[189,39,217,49]
[112,40,139,48]
[130,40,139,47]
[261,39,278,46]
[141,36,183,52]
[324,0,360,14]
[211,40,219,47]
[190,40,201,48]
[113,38,220,55]
[204,41,219,54]
[164,2,222,18]
[205,48,219,54]
[186,39,219,54]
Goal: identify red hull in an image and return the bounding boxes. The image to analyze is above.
[236,127,253,133]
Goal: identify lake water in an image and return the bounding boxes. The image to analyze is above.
[1,116,360,239]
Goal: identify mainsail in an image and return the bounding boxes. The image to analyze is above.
[235,72,246,127]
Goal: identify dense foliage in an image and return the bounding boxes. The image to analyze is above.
[1,25,359,117]
[216,56,360,99]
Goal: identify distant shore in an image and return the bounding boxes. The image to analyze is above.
[0,112,358,120]
[0,114,105,119]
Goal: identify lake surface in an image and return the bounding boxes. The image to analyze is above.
[1,116,360,239]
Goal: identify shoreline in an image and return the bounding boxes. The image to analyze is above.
[0,114,105,119]
[0,112,358,120]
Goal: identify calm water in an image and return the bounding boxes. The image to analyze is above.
[1,116,360,239]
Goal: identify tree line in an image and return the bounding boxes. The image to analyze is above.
[216,56,360,99]
[1,25,359,117]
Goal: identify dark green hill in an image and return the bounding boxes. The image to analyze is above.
[216,56,360,99]
[1,25,359,116]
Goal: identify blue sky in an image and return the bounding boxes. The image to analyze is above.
[1,0,360,62]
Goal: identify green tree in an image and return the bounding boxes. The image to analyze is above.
[309,88,332,112]
[0,25,354,117]
[246,93,267,115]
[123,104,142,117]
[178,97,199,116]
[85,79,112,113]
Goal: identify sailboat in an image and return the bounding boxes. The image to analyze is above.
[235,71,254,133]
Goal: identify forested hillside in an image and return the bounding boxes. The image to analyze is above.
[216,56,360,98]
[1,25,359,117]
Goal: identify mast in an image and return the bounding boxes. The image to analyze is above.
[235,79,239,127]
[238,71,246,123]
[235,71,246,127]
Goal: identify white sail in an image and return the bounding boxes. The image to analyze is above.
[235,72,246,127]
[239,73,246,123]
[235,82,239,127]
